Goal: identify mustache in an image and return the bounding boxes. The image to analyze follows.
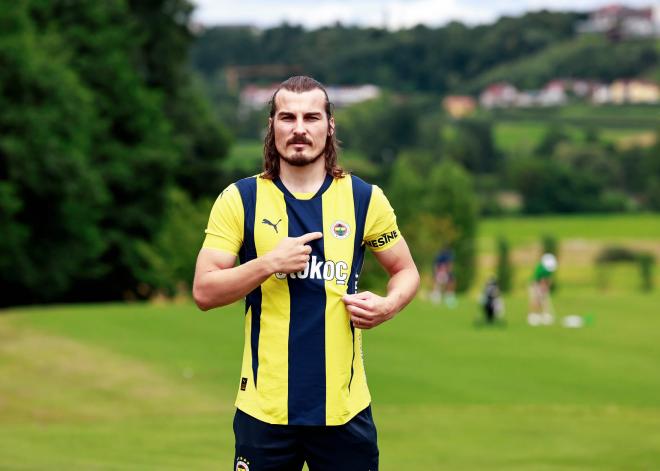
[287,136,312,145]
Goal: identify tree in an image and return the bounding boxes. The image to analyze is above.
[512,158,606,213]
[134,189,210,295]
[643,129,660,211]
[535,125,569,158]
[388,155,478,292]
[496,237,513,293]
[445,118,501,174]
[0,4,106,305]
[424,161,479,292]
[127,0,232,198]
[338,95,418,185]
[1,1,231,304]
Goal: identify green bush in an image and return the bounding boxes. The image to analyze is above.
[596,246,638,264]
[594,246,655,292]
[496,237,513,293]
[542,234,558,257]
[388,155,478,292]
[638,254,654,292]
[135,190,212,297]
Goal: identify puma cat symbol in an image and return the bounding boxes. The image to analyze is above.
[262,218,282,233]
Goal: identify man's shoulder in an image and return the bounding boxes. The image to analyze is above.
[234,174,260,186]
[231,174,262,195]
[344,173,371,187]
[341,173,374,199]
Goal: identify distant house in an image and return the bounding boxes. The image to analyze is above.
[577,4,659,38]
[537,80,568,106]
[326,85,380,107]
[610,79,660,104]
[239,84,381,111]
[572,79,602,98]
[442,95,477,118]
[591,83,612,104]
[480,82,519,108]
[628,80,660,103]
[240,84,279,110]
[514,91,537,107]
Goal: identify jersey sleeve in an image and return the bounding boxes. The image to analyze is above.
[363,185,401,252]
[202,184,244,255]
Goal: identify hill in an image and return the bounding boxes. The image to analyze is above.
[464,35,659,93]
[191,11,657,95]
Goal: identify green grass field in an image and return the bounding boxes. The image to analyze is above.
[2,294,659,470]
[475,213,660,293]
[489,104,659,155]
[493,122,653,155]
[2,214,660,470]
[480,213,660,245]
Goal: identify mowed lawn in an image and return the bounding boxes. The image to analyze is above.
[1,288,659,470]
[2,213,659,470]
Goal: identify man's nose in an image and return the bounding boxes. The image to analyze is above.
[293,117,306,134]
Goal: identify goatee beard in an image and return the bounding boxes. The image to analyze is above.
[280,149,324,167]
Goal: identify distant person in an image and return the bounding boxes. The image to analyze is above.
[431,247,457,307]
[528,253,558,326]
[481,277,504,324]
[192,76,419,470]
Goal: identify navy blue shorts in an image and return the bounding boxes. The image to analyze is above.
[233,406,379,470]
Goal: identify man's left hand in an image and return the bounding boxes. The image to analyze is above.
[342,291,394,330]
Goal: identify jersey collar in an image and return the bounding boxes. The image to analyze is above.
[273,173,333,200]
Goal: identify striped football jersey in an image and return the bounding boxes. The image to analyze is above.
[202,173,400,425]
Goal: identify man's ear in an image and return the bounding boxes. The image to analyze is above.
[268,117,273,130]
[328,117,335,136]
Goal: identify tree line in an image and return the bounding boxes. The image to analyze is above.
[192,11,657,95]
[0,1,230,306]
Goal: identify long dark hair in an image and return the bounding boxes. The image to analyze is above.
[262,76,344,180]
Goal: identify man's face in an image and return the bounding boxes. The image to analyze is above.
[270,88,334,167]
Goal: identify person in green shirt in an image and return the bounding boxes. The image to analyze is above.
[528,253,557,326]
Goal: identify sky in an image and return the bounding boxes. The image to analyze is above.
[193,0,659,30]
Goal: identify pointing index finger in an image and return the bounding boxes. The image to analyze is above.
[297,232,323,244]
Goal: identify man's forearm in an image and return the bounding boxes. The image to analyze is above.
[194,256,274,311]
[385,267,420,316]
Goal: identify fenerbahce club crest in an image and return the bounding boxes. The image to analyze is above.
[331,220,350,239]
[236,457,250,470]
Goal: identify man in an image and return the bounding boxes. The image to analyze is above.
[193,75,419,470]
[527,253,557,326]
[480,276,504,324]
[430,246,456,308]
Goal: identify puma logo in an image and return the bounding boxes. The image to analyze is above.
[262,218,282,233]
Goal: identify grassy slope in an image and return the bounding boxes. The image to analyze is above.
[464,34,659,93]
[480,213,660,245]
[2,295,659,469]
[2,215,660,470]
[490,104,659,155]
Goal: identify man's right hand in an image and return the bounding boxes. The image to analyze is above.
[265,232,323,274]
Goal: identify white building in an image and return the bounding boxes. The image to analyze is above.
[480,82,519,108]
[239,84,380,110]
[577,4,659,38]
[239,84,279,110]
[326,85,381,107]
[592,83,612,104]
[537,80,568,106]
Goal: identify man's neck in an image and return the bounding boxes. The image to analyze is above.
[278,158,327,194]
